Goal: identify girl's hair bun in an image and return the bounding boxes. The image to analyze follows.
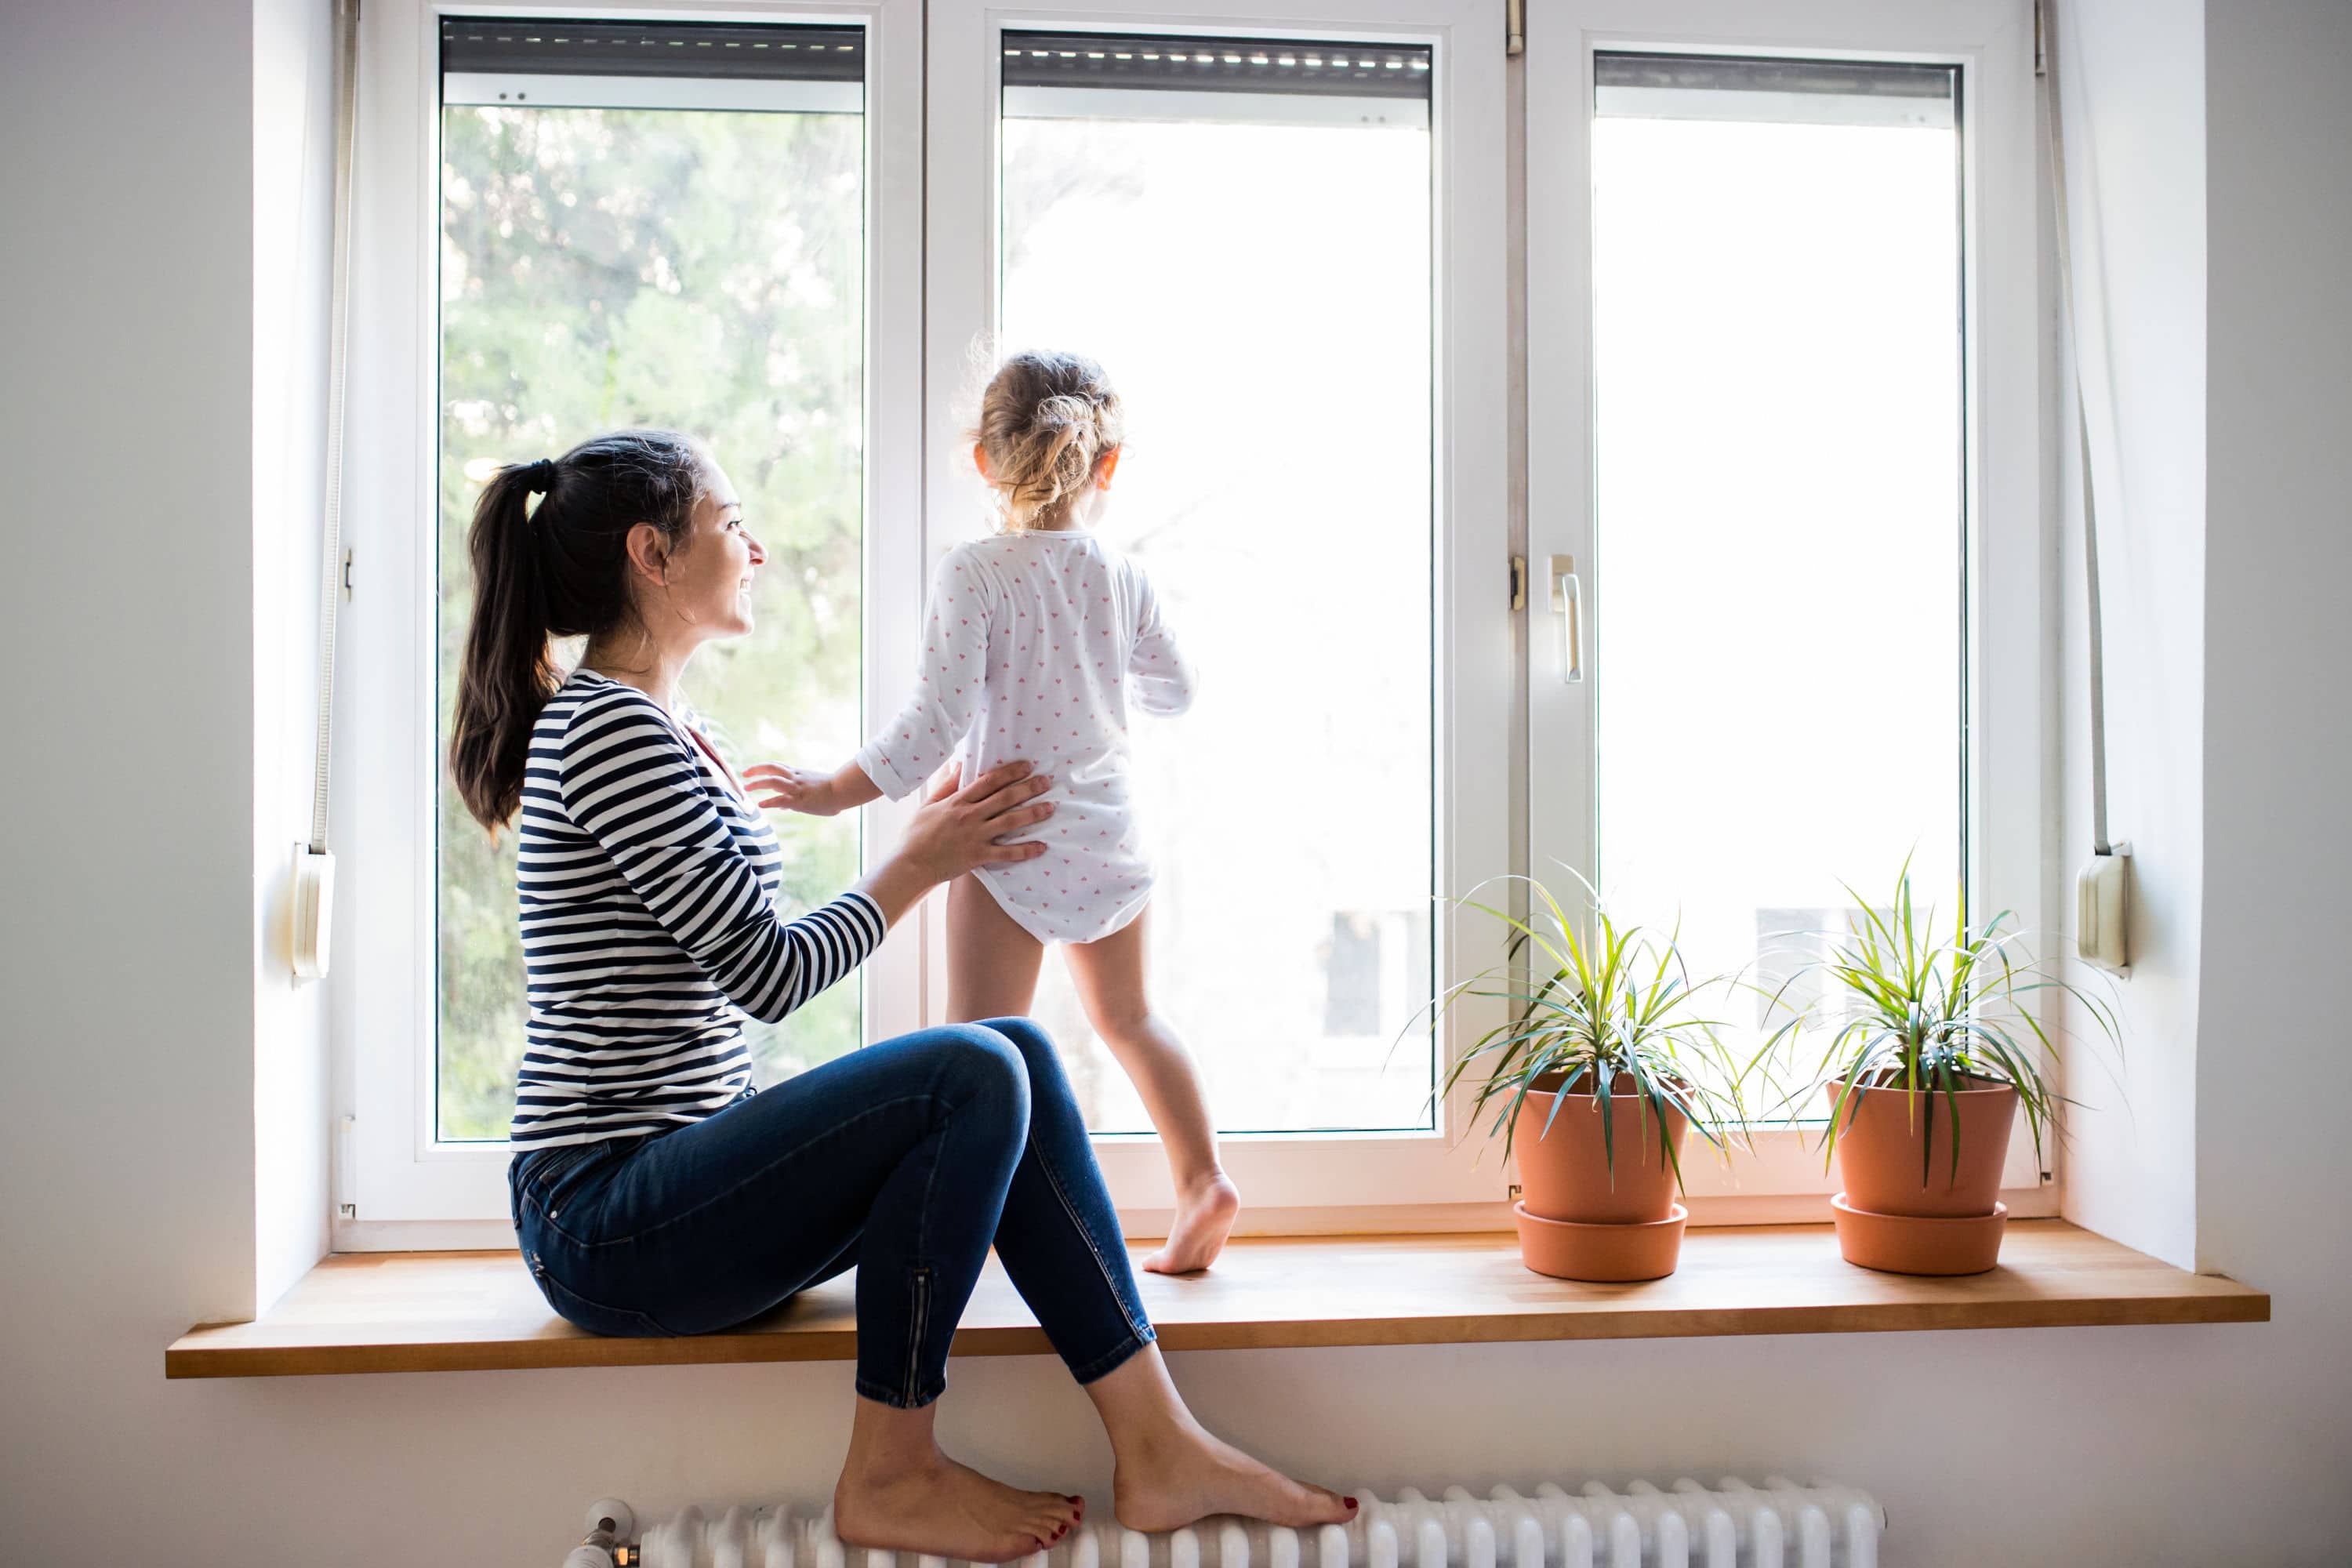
[972,350,1124,529]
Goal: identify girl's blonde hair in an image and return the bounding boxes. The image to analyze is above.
[972,350,1124,530]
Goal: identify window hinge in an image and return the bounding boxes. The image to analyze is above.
[2033,0,2048,77]
[341,546,355,600]
[1509,554,1526,611]
[1507,1181,1523,1203]
[1505,0,1524,58]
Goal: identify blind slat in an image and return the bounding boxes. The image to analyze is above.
[1002,31,1431,101]
[441,17,862,84]
[1595,53,1953,101]
[1595,53,1956,129]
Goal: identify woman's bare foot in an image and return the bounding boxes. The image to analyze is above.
[835,1452,1080,1563]
[837,1396,1081,1563]
[1109,1410,1355,1534]
[1143,1173,1240,1275]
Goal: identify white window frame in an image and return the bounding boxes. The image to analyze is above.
[922,0,1515,1231]
[1525,0,2053,1218]
[337,0,928,1242]
[333,0,2051,1244]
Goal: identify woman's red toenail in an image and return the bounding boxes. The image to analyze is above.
[1345,1498,1359,1509]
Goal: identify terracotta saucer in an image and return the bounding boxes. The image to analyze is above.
[1512,1201,1688,1282]
[1831,1193,2009,1276]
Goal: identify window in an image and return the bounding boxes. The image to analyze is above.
[1526,0,2046,1207]
[923,0,1507,1215]
[996,30,1439,1135]
[1588,53,1963,1092]
[343,0,920,1229]
[434,17,869,1141]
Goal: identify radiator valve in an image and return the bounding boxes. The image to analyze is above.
[566,1499,637,1568]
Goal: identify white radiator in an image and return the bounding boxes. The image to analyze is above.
[566,1479,1883,1568]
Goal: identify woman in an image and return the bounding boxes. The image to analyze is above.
[448,430,1352,1563]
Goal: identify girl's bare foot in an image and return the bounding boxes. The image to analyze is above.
[1109,1410,1354,1534]
[835,1450,1082,1564]
[1143,1173,1240,1275]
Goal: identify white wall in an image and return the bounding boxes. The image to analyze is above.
[2196,0,2352,1467]
[3,2,2348,1564]
[2050,0,2205,1269]
[252,0,339,1314]
[0,0,261,1363]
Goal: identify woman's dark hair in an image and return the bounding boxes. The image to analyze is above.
[448,428,710,830]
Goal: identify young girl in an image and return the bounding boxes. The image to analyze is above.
[749,350,1238,1273]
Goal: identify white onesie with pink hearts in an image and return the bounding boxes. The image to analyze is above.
[853,527,1195,945]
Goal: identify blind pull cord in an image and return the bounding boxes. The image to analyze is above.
[2042,0,2132,972]
[294,0,361,980]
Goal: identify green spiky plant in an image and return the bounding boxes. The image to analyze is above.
[1762,860,2120,1182]
[1432,875,1755,1190]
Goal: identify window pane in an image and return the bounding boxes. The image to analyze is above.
[436,54,865,1141]
[1000,34,1436,1134]
[1589,56,1964,1096]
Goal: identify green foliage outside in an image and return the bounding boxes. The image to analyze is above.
[436,103,866,1140]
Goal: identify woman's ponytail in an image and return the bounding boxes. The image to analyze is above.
[447,430,710,831]
[448,462,559,831]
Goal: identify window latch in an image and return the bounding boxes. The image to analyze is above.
[1548,555,1584,683]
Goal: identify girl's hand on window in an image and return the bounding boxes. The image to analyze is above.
[746,762,844,817]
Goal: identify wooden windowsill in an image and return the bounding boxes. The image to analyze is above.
[166,1220,2265,1379]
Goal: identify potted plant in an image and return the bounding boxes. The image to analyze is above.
[1765,862,2118,1276]
[1435,877,1751,1282]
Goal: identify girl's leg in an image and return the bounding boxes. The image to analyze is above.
[947,872,1048,1022]
[975,1018,1352,1533]
[1062,909,1239,1273]
[515,1026,1080,1562]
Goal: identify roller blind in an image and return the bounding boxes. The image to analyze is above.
[1595,53,1955,130]
[441,16,864,113]
[1002,31,1432,128]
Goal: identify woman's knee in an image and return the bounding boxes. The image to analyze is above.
[970,1015,1083,1102]
[920,1023,1033,1120]
[971,1012,1047,1049]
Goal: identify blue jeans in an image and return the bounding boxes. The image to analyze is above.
[509,1018,1156,1407]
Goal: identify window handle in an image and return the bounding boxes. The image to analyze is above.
[1548,554,1584,683]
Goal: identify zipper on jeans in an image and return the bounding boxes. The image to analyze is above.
[903,1269,933,1405]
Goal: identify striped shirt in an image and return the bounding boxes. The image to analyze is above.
[509,670,887,1150]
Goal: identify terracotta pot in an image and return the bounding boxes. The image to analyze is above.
[1828,1076,2019,1218]
[1515,1202,1689,1283]
[1512,1077,1690,1225]
[1831,1195,2008,1276]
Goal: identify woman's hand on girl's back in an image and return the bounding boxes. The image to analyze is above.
[903,762,1055,880]
[855,761,1054,927]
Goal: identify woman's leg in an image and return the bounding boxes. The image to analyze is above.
[1087,1346,1356,1533]
[514,1026,1080,1561]
[836,1398,1082,1561]
[1062,909,1240,1273]
[948,872,1048,1022]
[975,1018,1352,1534]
